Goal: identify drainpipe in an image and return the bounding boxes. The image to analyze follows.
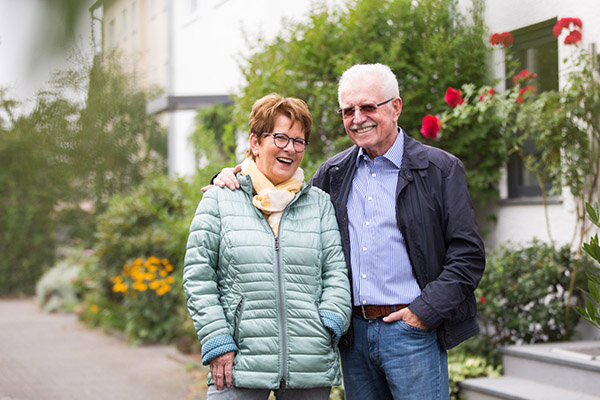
[166,0,176,176]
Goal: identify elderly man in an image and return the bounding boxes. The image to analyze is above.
[211,63,485,400]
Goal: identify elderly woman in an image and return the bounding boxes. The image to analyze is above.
[183,93,352,400]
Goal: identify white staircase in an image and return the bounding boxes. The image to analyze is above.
[460,341,600,400]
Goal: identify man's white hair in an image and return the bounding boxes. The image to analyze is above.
[337,63,400,106]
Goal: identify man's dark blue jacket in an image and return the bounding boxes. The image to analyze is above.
[309,131,485,350]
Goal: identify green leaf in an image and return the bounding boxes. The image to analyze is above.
[589,279,600,302]
[586,298,596,320]
[585,202,599,226]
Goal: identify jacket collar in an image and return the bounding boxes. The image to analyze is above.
[329,129,429,172]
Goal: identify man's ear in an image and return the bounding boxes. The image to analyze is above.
[392,97,403,120]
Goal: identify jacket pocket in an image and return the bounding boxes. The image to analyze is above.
[312,301,334,348]
[232,296,246,344]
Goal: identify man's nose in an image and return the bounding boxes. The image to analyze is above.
[352,108,369,123]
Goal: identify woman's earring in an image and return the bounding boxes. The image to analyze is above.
[253,149,259,156]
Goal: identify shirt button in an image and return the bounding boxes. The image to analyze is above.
[362,247,367,252]
[368,196,373,201]
[371,173,376,177]
[362,274,367,278]
[362,300,367,305]
[365,221,370,226]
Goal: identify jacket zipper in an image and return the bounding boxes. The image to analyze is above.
[275,236,287,389]
[243,181,308,389]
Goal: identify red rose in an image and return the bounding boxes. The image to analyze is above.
[489,32,513,47]
[479,296,486,304]
[444,87,465,108]
[420,115,442,140]
[553,23,563,37]
[489,33,501,45]
[513,69,537,86]
[499,32,514,46]
[516,85,536,103]
[564,29,582,45]
[553,17,583,45]
[479,87,495,102]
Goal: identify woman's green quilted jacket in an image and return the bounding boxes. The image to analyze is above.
[183,174,351,389]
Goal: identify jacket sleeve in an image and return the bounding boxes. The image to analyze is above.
[408,158,486,329]
[183,188,238,365]
[316,194,352,343]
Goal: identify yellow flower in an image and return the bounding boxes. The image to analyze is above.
[112,282,128,293]
[133,281,148,292]
[166,276,174,284]
[159,270,167,277]
[149,281,160,290]
[147,256,161,265]
[90,304,99,313]
[165,263,174,272]
[156,282,171,295]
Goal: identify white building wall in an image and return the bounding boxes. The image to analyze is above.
[477,0,600,249]
[168,0,346,177]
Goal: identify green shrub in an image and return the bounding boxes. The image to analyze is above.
[448,345,502,400]
[35,247,96,312]
[576,202,600,329]
[81,173,204,343]
[475,240,594,365]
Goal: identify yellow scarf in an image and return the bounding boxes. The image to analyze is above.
[241,157,303,236]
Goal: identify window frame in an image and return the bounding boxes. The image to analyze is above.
[506,18,558,199]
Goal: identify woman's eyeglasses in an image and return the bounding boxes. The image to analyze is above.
[263,133,309,153]
[337,97,394,119]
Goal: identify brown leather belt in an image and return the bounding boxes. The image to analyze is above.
[353,304,408,319]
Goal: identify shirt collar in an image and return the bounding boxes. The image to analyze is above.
[355,127,404,169]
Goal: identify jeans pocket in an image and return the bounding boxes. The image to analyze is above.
[398,319,433,334]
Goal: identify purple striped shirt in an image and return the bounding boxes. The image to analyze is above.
[347,128,421,306]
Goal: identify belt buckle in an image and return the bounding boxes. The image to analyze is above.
[360,305,375,320]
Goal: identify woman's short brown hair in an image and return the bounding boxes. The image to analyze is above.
[247,94,312,158]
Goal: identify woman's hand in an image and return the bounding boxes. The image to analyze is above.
[209,351,235,390]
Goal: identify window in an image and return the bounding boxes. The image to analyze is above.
[506,18,558,198]
[122,8,128,39]
[108,19,116,50]
[131,1,137,33]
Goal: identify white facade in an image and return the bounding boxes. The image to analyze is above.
[475,0,600,250]
[166,0,345,176]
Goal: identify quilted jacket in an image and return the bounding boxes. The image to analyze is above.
[183,173,352,389]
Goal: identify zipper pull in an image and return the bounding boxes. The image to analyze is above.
[275,236,279,251]
[280,377,286,390]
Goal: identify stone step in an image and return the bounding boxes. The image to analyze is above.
[501,341,600,396]
[461,376,600,400]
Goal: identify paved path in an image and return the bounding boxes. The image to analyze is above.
[0,299,207,400]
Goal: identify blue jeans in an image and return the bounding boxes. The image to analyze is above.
[340,314,449,400]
